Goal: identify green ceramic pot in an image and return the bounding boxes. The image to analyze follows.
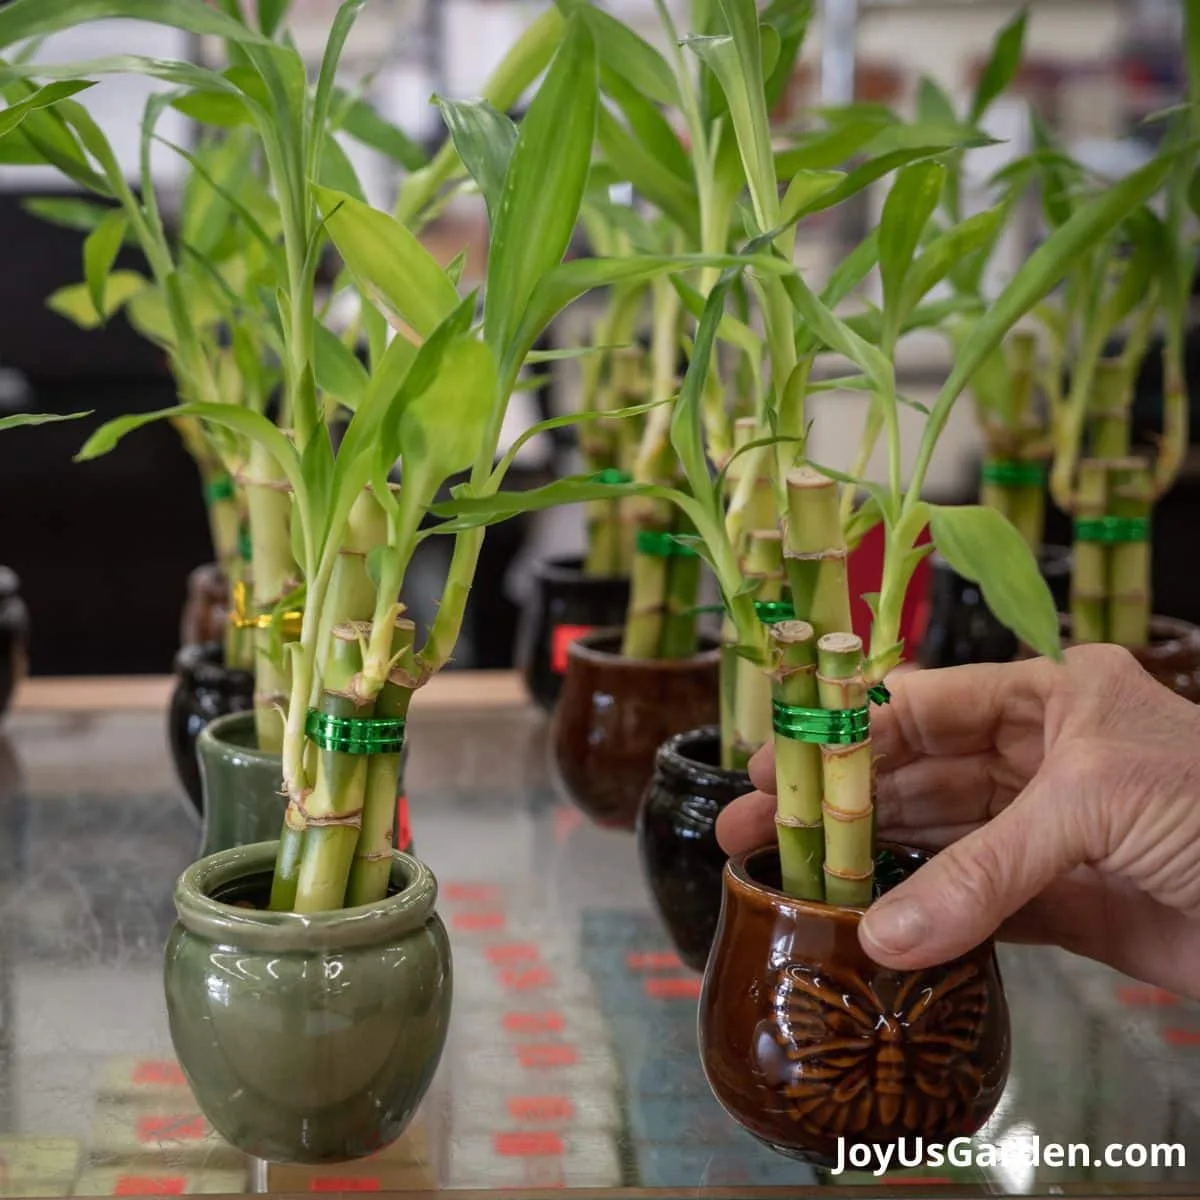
[164,841,452,1164]
[197,712,286,857]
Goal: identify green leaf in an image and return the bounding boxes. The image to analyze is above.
[333,91,427,171]
[774,115,893,175]
[170,88,251,129]
[598,64,690,182]
[916,150,1178,487]
[0,0,273,49]
[0,79,95,138]
[970,8,1027,124]
[314,324,368,409]
[314,184,459,338]
[83,208,127,323]
[430,474,662,527]
[318,132,368,203]
[880,162,945,338]
[819,227,880,311]
[0,410,90,433]
[673,276,762,358]
[309,0,365,187]
[901,206,1006,313]
[24,195,120,235]
[780,169,846,225]
[928,503,1060,660]
[47,271,148,329]
[258,0,289,36]
[433,96,518,225]
[484,15,598,357]
[559,1,677,106]
[916,76,958,127]
[761,0,812,110]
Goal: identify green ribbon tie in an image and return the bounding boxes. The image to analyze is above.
[981,459,1047,488]
[636,529,698,558]
[305,711,407,755]
[755,600,796,625]
[591,468,633,485]
[205,475,235,504]
[238,527,252,562]
[1074,516,1150,545]
[773,682,892,746]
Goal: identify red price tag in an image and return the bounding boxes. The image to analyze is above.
[644,976,702,1000]
[626,951,683,972]
[551,625,593,674]
[453,911,506,932]
[115,1179,185,1196]
[1162,1028,1200,1047]
[486,943,541,965]
[131,1061,186,1087]
[507,1096,574,1122]
[502,1011,565,1035]
[498,967,554,991]
[517,1043,577,1068]
[310,1180,381,1192]
[494,1132,564,1157]
[394,795,413,854]
[136,1116,206,1143]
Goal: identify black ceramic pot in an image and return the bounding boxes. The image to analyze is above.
[520,555,630,712]
[637,726,751,972]
[0,567,29,722]
[167,643,255,822]
[918,545,1071,669]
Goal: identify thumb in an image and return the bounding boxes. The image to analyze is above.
[859,755,1091,968]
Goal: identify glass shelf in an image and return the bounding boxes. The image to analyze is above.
[0,690,1198,1197]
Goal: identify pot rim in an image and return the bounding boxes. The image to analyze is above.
[197,709,281,766]
[657,725,752,788]
[174,840,438,952]
[175,642,255,690]
[725,842,929,925]
[535,554,627,586]
[1060,612,1200,656]
[565,627,721,670]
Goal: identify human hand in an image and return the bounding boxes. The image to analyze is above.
[716,645,1200,999]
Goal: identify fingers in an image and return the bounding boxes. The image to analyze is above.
[715,790,775,856]
[875,751,1023,829]
[747,743,774,794]
[859,754,1089,969]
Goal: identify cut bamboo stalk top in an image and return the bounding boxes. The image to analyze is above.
[786,465,835,492]
[770,619,816,646]
[817,633,864,681]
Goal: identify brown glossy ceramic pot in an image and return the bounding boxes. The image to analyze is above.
[550,629,720,830]
[180,563,230,648]
[699,844,1010,1166]
[1021,614,1200,702]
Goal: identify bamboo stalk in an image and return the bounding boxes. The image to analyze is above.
[817,634,874,907]
[659,511,701,660]
[242,441,299,754]
[292,624,372,914]
[768,620,824,902]
[621,507,672,661]
[1088,359,1133,460]
[783,468,853,639]
[733,531,784,764]
[1071,459,1110,644]
[1107,459,1153,648]
[346,617,417,908]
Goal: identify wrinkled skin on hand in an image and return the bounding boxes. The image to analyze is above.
[717,645,1200,1001]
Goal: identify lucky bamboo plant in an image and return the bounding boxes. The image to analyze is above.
[444,0,1181,906]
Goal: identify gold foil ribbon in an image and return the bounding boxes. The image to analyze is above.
[228,581,303,638]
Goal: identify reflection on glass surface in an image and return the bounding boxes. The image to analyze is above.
[0,704,1198,1196]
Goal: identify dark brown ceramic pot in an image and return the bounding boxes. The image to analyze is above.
[180,563,229,648]
[551,630,720,830]
[1021,614,1200,702]
[699,844,1010,1166]
[637,726,750,972]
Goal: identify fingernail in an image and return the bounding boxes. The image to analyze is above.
[861,897,927,956]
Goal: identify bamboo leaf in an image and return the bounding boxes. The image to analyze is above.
[334,90,427,171]
[24,195,121,235]
[916,76,958,127]
[319,132,368,203]
[0,410,90,433]
[310,0,365,186]
[929,503,1060,660]
[433,96,518,225]
[901,206,1006,313]
[762,0,812,109]
[880,161,945,339]
[819,227,880,311]
[780,169,846,225]
[315,324,368,409]
[170,89,251,129]
[0,79,95,138]
[919,150,1178,482]
[598,65,690,182]
[0,0,274,49]
[430,474,666,527]
[83,208,127,324]
[556,0,677,106]
[673,275,762,358]
[484,14,598,356]
[970,8,1028,124]
[258,0,290,36]
[314,185,459,338]
[47,272,148,329]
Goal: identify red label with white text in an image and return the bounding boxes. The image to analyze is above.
[507,1096,574,1122]
[115,1179,185,1196]
[395,795,413,853]
[551,625,593,674]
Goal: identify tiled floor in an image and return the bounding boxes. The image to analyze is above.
[0,699,1198,1195]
